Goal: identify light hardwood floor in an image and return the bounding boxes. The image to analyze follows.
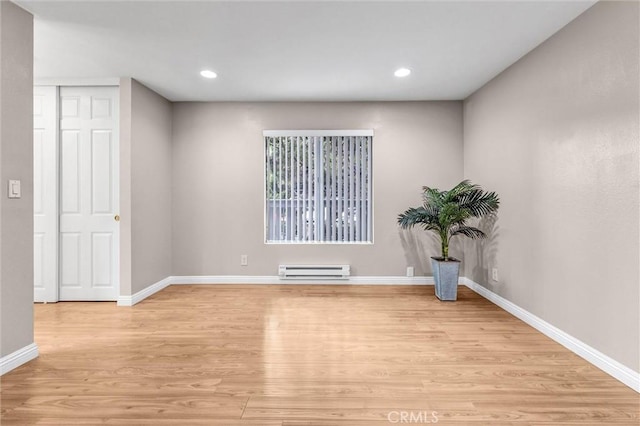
[1,285,638,425]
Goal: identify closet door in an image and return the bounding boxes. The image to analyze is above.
[34,86,58,302]
[59,86,119,301]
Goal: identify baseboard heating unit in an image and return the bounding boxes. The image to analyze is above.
[278,265,351,280]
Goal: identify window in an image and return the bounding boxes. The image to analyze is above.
[264,130,373,243]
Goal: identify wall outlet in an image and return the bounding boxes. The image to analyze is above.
[240,255,248,266]
[491,267,499,281]
[406,266,414,277]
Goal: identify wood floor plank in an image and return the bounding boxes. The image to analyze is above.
[1,285,638,424]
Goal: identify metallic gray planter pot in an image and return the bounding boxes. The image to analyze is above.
[431,257,461,301]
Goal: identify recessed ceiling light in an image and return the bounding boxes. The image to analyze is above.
[394,68,411,78]
[200,70,217,79]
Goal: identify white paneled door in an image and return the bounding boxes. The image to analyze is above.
[59,87,119,301]
[34,87,58,302]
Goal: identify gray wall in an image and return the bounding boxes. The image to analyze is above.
[0,2,34,357]
[172,102,463,276]
[120,78,173,295]
[463,1,639,372]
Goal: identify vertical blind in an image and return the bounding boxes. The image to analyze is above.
[264,130,373,243]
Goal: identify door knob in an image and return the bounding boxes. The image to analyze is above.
[114,214,120,222]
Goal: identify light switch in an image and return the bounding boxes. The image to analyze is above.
[8,180,21,199]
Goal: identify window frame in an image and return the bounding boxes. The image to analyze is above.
[263,130,374,245]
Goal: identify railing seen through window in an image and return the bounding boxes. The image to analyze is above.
[264,130,373,243]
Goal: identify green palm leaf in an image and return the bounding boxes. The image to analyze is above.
[451,225,486,239]
[398,180,499,260]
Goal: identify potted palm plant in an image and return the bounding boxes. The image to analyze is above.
[398,180,499,301]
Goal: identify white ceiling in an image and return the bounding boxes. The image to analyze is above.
[18,0,596,102]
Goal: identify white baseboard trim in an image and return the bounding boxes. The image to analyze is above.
[461,277,640,393]
[170,275,434,286]
[171,275,281,285]
[117,276,172,306]
[118,275,432,305]
[0,343,39,375]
